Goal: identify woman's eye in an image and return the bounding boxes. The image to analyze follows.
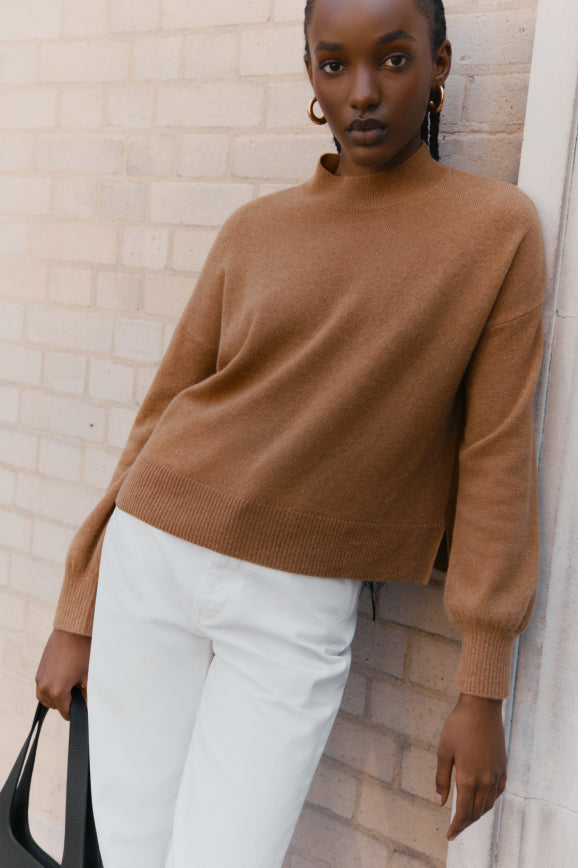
[320,60,344,74]
[383,54,408,69]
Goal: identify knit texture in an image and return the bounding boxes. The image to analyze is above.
[54,144,546,698]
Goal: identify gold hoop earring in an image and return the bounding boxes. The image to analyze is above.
[428,84,445,114]
[307,96,327,126]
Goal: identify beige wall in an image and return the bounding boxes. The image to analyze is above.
[0,1,538,866]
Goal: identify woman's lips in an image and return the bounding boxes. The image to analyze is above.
[346,120,387,146]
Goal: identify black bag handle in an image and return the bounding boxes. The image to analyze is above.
[0,688,103,868]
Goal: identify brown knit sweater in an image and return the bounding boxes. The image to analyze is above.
[54,144,545,698]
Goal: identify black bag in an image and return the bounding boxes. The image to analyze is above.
[0,687,103,867]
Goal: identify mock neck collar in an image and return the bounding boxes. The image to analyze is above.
[303,143,445,212]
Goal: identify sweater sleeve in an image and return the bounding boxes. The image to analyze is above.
[444,206,546,698]
[53,230,227,636]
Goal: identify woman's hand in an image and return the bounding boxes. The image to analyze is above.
[436,693,507,841]
[35,628,91,721]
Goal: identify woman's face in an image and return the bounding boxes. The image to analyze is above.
[304,0,451,176]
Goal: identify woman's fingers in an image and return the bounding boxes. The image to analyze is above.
[448,780,474,840]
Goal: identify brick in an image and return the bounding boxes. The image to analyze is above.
[232,136,329,180]
[49,267,93,306]
[133,36,182,80]
[289,804,391,867]
[43,352,87,395]
[467,74,530,128]
[0,385,19,424]
[0,46,37,84]
[53,179,97,220]
[241,27,305,76]
[340,668,367,717]
[83,446,119,489]
[107,88,155,128]
[0,549,9,585]
[62,0,108,36]
[20,392,105,442]
[36,135,124,174]
[126,135,173,176]
[150,181,253,226]
[0,301,25,341]
[376,583,461,642]
[143,274,192,318]
[267,80,317,129]
[0,134,35,171]
[96,271,141,313]
[0,89,57,129]
[370,680,454,746]
[324,713,397,783]
[101,182,147,221]
[38,437,82,483]
[111,0,160,32]
[408,635,461,694]
[306,760,357,819]
[392,850,438,868]
[163,0,268,29]
[0,220,27,256]
[0,261,47,301]
[157,82,264,129]
[0,344,42,386]
[10,553,62,604]
[15,473,101,526]
[0,591,27,631]
[447,10,536,68]
[39,42,130,84]
[0,0,60,40]
[108,407,137,448]
[184,33,237,80]
[274,0,303,21]
[357,780,449,863]
[121,227,168,270]
[135,365,156,403]
[29,222,118,266]
[27,308,113,354]
[401,745,441,804]
[89,358,134,403]
[59,87,104,129]
[0,468,16,506]
[440,132,523,184]
[32,519,75,565]
[163,323,176,353]
[0,508,32,552]
[352,617,408,679]
[113,318,163,362]
[26,598,56,638]
[0,426,38,470]
[177,134,230,178]
[172,228,218,273]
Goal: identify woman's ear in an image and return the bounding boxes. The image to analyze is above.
[304,54,313,84]
[433,39,452,87]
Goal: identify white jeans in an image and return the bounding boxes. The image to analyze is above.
[88,508,361,868]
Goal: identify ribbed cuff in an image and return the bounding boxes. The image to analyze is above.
[454,628,515,698]
[53,565,97,636]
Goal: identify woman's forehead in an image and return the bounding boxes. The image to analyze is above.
[307,0,430,44]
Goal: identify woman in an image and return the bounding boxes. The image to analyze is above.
[35,0,545,865]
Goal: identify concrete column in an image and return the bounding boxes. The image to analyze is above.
[447,0,578,865]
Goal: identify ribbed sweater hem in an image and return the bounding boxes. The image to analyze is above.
[116,456,445,584]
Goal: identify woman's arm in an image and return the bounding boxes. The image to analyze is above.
[436,204,546,836]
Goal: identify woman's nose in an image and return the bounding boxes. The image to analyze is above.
[349,66,380,112]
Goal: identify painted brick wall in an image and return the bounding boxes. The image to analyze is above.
[0,1,538,865]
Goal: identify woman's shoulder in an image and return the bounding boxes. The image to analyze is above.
[440,162,541,229]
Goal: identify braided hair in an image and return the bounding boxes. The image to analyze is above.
[304,0,447,160]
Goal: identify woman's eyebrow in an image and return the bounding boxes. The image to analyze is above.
[314,30,417,54]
